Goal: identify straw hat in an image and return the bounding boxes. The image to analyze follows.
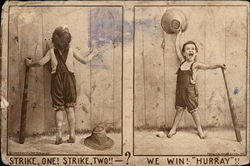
[161,8,188,34]
[81,126,114,150]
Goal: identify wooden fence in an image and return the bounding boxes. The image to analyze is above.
[8,7,122,135]
[134,6,247,128]
[7,6,248,134]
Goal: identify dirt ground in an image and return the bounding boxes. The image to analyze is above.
[7,128,247,156]
[8,133,121,155]
[134,128,247,155]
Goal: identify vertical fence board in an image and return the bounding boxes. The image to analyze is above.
[8,8,21,134]
[90,8,121,129]
[152,9,166,128]
[18,8,44,135]
[204,7,227,127]
[90,8,112,128]
[113,16,123,129]
[113,45,122,129]
[42,8,54,132]
[142,8,165,127]
[134,8,146,127]
[224,7,247,127]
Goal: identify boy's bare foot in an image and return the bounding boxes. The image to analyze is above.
[67,137,75,143]
[167,129,177,138]
[55,137,63,145]
[198,132,206,139]
[197,128,206,139]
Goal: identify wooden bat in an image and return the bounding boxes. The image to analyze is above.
[19,60,30,144]
[221,68,242,142]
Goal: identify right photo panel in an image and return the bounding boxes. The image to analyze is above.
[134,5,247,156]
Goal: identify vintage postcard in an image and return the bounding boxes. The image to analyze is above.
[1,0,249,166]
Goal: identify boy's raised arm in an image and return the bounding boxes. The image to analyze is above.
[175,30,185,63]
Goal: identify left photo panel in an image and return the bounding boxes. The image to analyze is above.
[7,6,123,155]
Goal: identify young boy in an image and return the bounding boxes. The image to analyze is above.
[167,30,226,139]
[26,26,99,144]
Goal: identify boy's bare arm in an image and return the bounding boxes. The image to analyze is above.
[73,48,99,64]
[26,60,42,67]
[25,50,51,67]
[175,30,185,63]
[195,62,226,70]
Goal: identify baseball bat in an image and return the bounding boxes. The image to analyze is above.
[19,61,30,144]
[221,68,242,142]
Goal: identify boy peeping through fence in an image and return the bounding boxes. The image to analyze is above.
[167,30,226,139]
[25,26,99,145]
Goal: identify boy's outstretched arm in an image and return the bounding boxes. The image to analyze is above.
[175,30,185,63]
[195,62,226,70]
[73,48,99,64]
[25,50,51,67]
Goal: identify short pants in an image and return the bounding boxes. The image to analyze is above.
[175,84,198,113]
[51,71,77,110]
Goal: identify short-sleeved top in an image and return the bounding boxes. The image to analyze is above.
[38,47,75,74]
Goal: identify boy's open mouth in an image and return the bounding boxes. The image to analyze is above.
[189,53,194,56]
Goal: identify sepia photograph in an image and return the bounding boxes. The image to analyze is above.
[134,5,248,156]
[1,1,249,166]
[5,5,123,155]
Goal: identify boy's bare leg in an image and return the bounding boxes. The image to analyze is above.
[65,107,76,142]
[191,111,206,139]
[55,110,64,144]
[167,107,184,138]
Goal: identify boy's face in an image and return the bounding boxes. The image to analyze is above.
[183,44,197,62]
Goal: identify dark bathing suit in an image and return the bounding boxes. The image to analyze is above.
[175,61,198,113]
[51,48,77,110]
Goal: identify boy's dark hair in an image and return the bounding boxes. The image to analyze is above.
[52,26,72,50]
[181,41,198,53]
